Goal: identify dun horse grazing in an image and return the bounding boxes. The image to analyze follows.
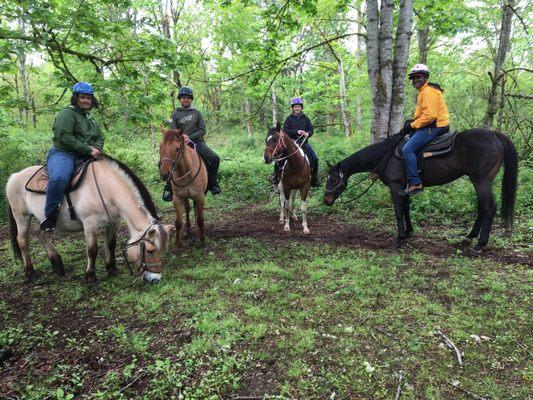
[324,129,518,253]
[264,123,311,234]
[6,156,175,286]
[159,126,208,252]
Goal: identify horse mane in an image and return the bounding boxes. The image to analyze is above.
[340,132,404,174]
[102,155,161,221]
[163,128,183,143]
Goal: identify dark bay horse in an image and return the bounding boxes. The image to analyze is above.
[264,123,311,234]
[324,129,518,253]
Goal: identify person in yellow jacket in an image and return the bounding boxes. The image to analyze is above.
[399,64,450,196]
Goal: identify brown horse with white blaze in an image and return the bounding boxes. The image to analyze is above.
[264,123,311,234]
[159,126,208,252]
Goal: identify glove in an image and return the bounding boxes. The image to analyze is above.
[399,119,414,136]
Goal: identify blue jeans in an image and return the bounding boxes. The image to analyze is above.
[402,126,448,185]
[44,147,85,217]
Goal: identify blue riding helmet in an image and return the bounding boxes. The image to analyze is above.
[72,82,94,95]
[290,97,303,107]
[178,86,194,99]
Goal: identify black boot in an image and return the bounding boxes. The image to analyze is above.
[40,206,60,232]
[311,169,320,187]
[162,182,173,202]
[271,173,280,185]
[207,172,221,195]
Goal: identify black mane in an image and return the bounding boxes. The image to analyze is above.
[103,155,161,221]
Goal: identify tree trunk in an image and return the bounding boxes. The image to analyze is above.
[244,98,253,136]
[355,6,363,132]
[337,55,352,137]
[388,0,414,135]
[366,0,414,142]
[484,0,514,129]
[16,18,31,127]
[271,84,278,125]
[417,26,429,64]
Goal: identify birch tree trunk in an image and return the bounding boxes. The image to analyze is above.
[16,18,31,127]
[484,0,514,129]
[366,0,414,142]
[271,84,278,125]
[355,6,363,132]
[337,55,351,137]
[417,26,430,64]
[244,97,253,136]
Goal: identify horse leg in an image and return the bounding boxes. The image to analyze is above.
[104,225,118,277]
[278,183,286,224]
[467,203,483,240]
[290,190,298,221]
[283,188,292,232]
[14,213,38,282]
[194,197,206,242]
[472,180,496,254]
[300,187,310,235]
[404,196,413,237]
[184,199,192,239]
[84,227,99,288]
[172,198,184,253]
[39,231,65,276]
[389,186,407,249]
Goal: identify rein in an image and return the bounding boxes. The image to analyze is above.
[272,133,308,173]
[91,161,159,277]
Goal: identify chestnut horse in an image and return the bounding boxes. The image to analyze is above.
[159,127,208,252]
[263,123,311,234]
[6,156,175,286]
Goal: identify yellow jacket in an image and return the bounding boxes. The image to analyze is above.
[411,82,449,129]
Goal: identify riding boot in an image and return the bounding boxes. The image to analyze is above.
[311,168,320,187]
[207,169,221,195]
[271,162,281,185]
[40,205,60,232]
[162,181,173,202]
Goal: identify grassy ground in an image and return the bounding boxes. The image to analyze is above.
[0,129,531,399]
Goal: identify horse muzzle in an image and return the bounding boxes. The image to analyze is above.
[323,193,336,206]
[142,270,161,284]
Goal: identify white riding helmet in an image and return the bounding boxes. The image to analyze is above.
[408,64,430,79]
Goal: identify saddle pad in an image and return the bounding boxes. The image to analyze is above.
[395,131,456,160]
[25,158,94,194]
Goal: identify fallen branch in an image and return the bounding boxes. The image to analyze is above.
[394,372,403,400]
[450,381,489,400]
[436,330,463,367]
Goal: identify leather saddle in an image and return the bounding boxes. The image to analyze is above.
[395,131,457,160]
[25,158,95,194]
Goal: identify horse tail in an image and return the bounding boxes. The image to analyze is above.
[7,203,22,260]
[496,132,518,230]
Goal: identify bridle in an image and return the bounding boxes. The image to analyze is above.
[267,131,307,173]
[159,138,203,188]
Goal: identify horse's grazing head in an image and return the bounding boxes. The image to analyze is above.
[324,162,347,206]
[159,126,185,181]
[263,121,285,164]
[126,223,176,284]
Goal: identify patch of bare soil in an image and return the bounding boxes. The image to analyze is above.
[207,207,531,267]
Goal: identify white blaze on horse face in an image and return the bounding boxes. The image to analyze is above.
[142,271,161,283]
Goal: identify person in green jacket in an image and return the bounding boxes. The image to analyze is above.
[162,86,221,200]
[40,82,104,232]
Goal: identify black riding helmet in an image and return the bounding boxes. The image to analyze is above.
[178,86,194,99]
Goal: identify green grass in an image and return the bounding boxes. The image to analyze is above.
[0,127,531,399]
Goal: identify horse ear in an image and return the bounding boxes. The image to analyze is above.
[276,121,281,131]
[326,161,333,170]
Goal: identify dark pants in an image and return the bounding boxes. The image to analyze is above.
[44,147,85,217]
[194,141,220,185]
[402,126,448,185]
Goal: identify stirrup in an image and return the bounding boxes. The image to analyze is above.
[399,184,424,196]
[162,189,173,202]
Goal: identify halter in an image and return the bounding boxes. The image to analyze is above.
[159,139,203,188]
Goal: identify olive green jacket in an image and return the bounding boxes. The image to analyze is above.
[52,106,104,155]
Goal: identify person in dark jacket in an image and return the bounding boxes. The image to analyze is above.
[271,97,319,187]
[40,82,104,232]
[162,86,220,200]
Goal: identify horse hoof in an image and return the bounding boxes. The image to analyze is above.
[283,227,290,232]
[394,238,404,250]
[278,219,284,224]
[107,267,119,278]
[52,263,65,276]
[470,247,482,257]
[303,229,310,235]
[88,281,99,290]
[25,269,41,283]
[170,247,181,256]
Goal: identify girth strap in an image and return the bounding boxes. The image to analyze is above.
[65,192,77,221]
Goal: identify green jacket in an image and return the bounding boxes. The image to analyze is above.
[52,106,104,155]
[169,106,206,142]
